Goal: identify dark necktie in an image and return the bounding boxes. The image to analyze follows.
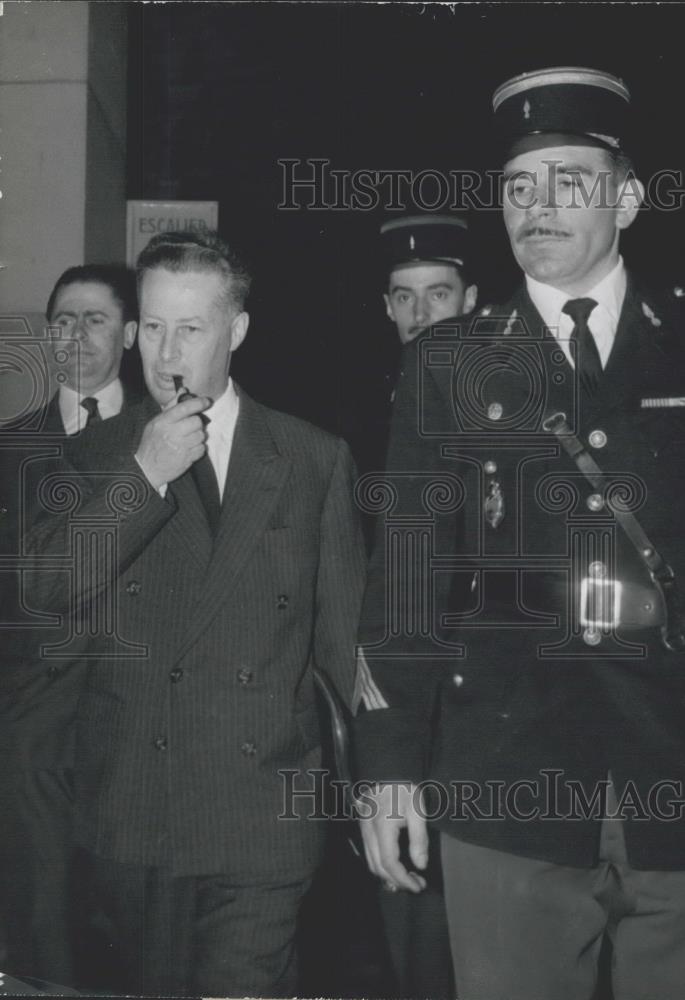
[80,396,101,426]
[191,450,221,534]
[562,297,602,395]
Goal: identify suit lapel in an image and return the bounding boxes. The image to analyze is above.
[174,393,291,658]
[45,394,66,434]
[166,470,214,571]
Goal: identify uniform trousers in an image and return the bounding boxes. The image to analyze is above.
[378,827,454,999]
[83,850,312,997]
[440,799,685,1000]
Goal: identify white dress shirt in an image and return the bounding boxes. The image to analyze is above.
[202,378,240,501]
[525,256,627,370]
[58,378,124,436]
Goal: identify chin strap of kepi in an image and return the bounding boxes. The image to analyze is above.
[542,411,685,652]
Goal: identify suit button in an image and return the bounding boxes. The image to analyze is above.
[46,664,60,679]
[240,741,257,756]
[169,668,184,683]
[237,668,253,685]
[126,580,142,596]
[277,594,289,609]
[153,736,168,751]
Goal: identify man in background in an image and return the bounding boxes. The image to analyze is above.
[369,214,477,999]
[349,214,478,502]
[381,213,477,346]
[0,263,139,988]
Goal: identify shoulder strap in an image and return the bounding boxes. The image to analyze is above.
[542,410,685,652]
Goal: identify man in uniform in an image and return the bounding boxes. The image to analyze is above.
[368,214,477,999]
[354,67,685,1000]
[0,264,139,988]
[349,213,477,489]
[381,213,477,347]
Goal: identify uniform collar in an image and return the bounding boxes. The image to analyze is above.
[525,255,626,336]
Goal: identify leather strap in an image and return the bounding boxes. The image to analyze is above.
[542,411,685,651]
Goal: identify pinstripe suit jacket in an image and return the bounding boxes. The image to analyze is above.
[26,389,366,879]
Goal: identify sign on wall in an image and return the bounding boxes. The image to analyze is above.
[126,201,219,265]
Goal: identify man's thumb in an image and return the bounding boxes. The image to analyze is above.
[407,800,429,870]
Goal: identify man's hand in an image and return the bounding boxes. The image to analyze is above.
[357,782,428,893]
[135,395,211,489]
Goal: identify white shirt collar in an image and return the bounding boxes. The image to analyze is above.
[59,377,124,435]
[204,378,240,501]
[204,378,239,438]
[525,256,627,368]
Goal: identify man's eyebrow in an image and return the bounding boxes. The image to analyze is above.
[141,314,205,324]
[390,282,454,294]
[551,162,595,175]
[503,162,595,181]
[53,308,109,317]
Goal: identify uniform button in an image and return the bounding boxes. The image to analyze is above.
[169,668,184,683]
[487,402,503,421]
[277,594,289,609]
[452,673,464,687]
[240,741,257,756]
[483,461,497,475]
[588,429,607,449]
[589,561,606,578]
[586,493,604,511]
[126,580,142,596]
[46,664,60,678]
[153,736,168,751]
[583,628,602,647]
[237,668,253,685]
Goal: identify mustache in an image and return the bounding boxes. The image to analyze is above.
[517,226,572,241]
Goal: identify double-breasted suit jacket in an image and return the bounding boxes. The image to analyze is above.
[354,278,685,869]
[25,389,366,880]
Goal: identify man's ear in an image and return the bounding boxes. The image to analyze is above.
[123,320,137,349]
[616,176,645,231]
[463,284,478,314]
[383,293,395,323]
[229,311,249,351]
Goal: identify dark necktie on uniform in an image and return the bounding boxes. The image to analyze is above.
[80,396,101,426]
[191,449,221,535]
[562,297,602,395]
